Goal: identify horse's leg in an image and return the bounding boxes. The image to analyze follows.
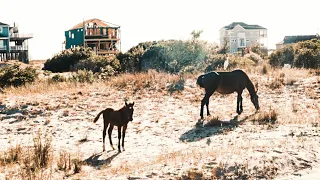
[205,91,214,116]
[108,125,115,150]
[117,125,122,152]
[237,91,243,115]
[122,125,127,151]
[200,89,214,119]
[240,93,243,113]
[200,94,207,119]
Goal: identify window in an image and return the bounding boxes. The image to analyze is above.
[69,31,71,38]
[239,38,245,46]
[0,40,4,48]
[260,30,266,37]
[0,27,2,33]
[72,33,74,39]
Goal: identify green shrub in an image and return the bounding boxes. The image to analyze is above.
[204,55,255,72]
[43,47,93,72]
[229,56,256,67]
[50,74,66,83]
[205,54,226,72]
[69,70,94,83]
[251,44,268,58]
[245,52,262,63]
[269,39,320,69]
[118,33,211,74]
[140,40,209,73]
[293,40,320,68]
[269,45,294,67]
[74,54,120,74]
[117,41,157,72]
[0,64,38,88]
[98,65,117,79]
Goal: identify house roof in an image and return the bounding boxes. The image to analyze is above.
[283,35,318,44]
[0,22,9,26]
[69,18,119,30]
[223,22,266,30]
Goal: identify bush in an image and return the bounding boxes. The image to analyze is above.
[229,56,256,67]
[204,55,255,72]
[140,40,209,73]
[251,44,268,58]
[50,74,66,83]
[69,70,94,83]
[269,39,320,69]
[43,47,93,72]
[0,64,38,88]
[245,52,262,63]
[294,46,320,69]
[269,45,294,67]
[118,34,211,74]
[73,54,120,78]
[117,41,157,72]
[205,54,226,72]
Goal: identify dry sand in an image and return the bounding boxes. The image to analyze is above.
[0,67,319,179]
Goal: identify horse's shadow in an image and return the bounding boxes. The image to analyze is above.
[179,114,254,142]
[84,150,120,168]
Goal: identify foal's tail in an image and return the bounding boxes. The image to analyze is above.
[196,75,204,88]
[93,110,104,123]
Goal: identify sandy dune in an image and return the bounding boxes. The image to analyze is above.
[0,69,319,179]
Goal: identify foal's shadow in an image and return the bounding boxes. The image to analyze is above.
[84,150,120,167]
[179,115,245,142]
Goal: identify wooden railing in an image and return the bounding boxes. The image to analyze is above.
[10,45,28,51]
[10,33,33,38]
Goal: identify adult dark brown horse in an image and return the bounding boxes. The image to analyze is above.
[93,102,135,152]
[197,69,259,119]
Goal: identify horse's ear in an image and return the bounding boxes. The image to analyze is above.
[125,101,128,106]
[132,102,135,106]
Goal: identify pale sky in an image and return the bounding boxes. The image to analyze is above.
[2,0,319,60]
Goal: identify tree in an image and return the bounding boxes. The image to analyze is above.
[191,30,203,42]
[218,37,229,54]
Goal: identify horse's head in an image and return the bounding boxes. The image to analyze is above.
[124,102,135,121]
[251,86,260,110]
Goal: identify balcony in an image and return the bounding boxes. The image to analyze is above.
[10,45,28,51]
[85,28,119,40]
[10,33,33,40]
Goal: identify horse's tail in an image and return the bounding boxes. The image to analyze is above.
[93,110,104,123]
[196,75,204,88]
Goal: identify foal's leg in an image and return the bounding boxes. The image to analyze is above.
[108,125,115,150]
[117,125,122,152]
[102,122,109,152]
[122,125,127,151]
